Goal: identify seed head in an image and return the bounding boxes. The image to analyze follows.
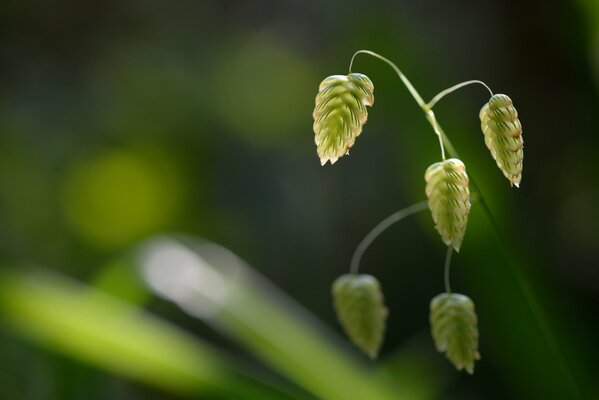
[430,293,480,374]
[313,73,375,165]
[425,158,471,252]
[479,94,524,187]
[332,274,387,359]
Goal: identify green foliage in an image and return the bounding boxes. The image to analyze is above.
[0,270,245,397]
[0,236,411,400]
[137,238,402,400]
[332,274,387,359]
[429,293,480,374]
[313,73,374,165]
[425,158,471,252]
[479,94,524,187]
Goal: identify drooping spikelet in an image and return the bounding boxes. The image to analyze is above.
[430,293,480,374]
[332,274,387,359]
[313,73,375,165]
[425,158,471,252]
[479,94,524,187]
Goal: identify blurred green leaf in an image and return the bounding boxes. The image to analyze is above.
[135,236,417,400]
[0,269,303,400]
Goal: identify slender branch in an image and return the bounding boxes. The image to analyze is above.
[348,50,447,160]
[425,110,446,160]
[349,50,426,107]
[426,80,494,110]
[444,246,454,294]
[349,201,428,275]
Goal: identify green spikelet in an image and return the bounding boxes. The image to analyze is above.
[479,94,524,187]
[430,293,480,374]
[332,274,387,359]
[425,158,471,252]
[313,73,375,165]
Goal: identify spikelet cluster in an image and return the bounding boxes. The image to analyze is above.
[430,293,480,374]
[332,274,387,359]
[425,158,471,252]
[479,94,524,187]
[313,73,375,165]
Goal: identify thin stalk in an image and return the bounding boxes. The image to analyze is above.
[424,110,446,160]
[443,246,454,294]
[426,80,494,110]
[349,50,426,107]
[349,201,428,275]
[349,50,446,160]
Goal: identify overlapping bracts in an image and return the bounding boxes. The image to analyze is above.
[430,293,480,374]
[479,94,524,187]
[425,158,471,252]
[332,274,387,359]
[313,73,374,165]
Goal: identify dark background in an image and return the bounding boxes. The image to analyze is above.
[0,0,597,399]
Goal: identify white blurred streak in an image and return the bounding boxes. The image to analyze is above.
[138,238,236,319]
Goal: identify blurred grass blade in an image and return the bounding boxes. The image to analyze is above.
[135,236,412,400]
[0,269,305,400]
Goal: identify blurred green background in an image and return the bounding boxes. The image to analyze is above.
[0,1,598,399]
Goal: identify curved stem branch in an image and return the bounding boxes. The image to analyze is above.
[349,50,426,107]
[444,246,454,294]
[426,80,494,110]
[349,201,428,275]
[425,110,446,160]
[349,50,447,160]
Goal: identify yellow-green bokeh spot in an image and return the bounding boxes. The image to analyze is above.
[212,36,317,144]
[430,293,480,374]
[313,73,374,165]
[479,94,524,187]
[425,158,471,252]
[332,274,387,359]
[61,149,183,249]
